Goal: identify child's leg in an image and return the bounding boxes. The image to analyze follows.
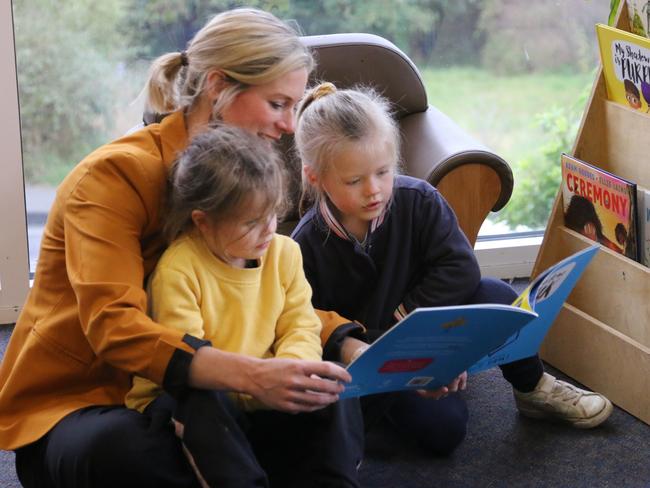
[247,398,364,488]
[465,277,545,390]
[380,391,469,455]
[172,389,269,488]
[468,277,612,428]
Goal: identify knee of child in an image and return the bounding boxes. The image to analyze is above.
[387,392,469,456]
[416,419,467,456]
[472,277,518,305]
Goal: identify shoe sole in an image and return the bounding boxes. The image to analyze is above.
[517,398,614,429]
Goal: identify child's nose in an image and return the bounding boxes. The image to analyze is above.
[265,215,278,234]
[365,178,380,196]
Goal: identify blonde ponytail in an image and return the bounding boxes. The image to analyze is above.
[142,8,313,115]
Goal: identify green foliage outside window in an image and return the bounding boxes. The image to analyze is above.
[13,0,607,232]
[494,86,590,230]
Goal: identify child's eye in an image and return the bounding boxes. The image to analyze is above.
[269,101,285,110]
[345,179,360,186]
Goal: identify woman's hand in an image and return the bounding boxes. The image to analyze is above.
[417,371,468,399]
[246,357,350,413]
[188,347,351,414]
[340,337,370,365]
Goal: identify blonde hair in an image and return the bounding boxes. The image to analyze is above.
[294,83,401,214]
[165,125,287,242]
[143,8,313,116]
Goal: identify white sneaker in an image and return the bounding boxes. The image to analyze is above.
[513,372,613,429]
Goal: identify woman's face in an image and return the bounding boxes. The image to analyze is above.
[220,68,309,141]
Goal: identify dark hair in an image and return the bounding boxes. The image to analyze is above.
[164,126,287,242]
[624,79,640,98]
[564,194,604,239]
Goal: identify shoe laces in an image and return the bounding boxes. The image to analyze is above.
[550,381,583,406]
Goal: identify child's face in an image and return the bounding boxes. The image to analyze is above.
[194,193,278,268]
[319,137,396,238]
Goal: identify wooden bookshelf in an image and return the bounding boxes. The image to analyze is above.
[532,1,650,425]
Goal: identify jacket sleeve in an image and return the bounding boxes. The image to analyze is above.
[63,152,198,386]
[396,189,481,318]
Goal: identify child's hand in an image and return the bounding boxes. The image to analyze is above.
[417,371,468,399]
[248,358,351,414]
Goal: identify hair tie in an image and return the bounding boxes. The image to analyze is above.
[313,82,337,100]
[180,51,189,67]
[297,82,337,121]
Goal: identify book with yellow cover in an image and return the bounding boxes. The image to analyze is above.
[596,22,650,111]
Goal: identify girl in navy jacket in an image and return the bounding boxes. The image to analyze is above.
[292,82,612,455]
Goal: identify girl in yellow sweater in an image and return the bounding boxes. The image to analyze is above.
[126,126,362,487]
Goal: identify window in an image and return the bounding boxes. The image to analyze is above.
[1,2,29,324]
[3,1,613,322]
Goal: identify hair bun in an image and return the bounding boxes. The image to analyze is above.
[312,82,337,100]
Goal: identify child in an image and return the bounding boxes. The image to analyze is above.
[126,126,362,487]
[291,82,613,455]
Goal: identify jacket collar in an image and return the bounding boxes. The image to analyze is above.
[317,197,388,243]
[159,111,190,169]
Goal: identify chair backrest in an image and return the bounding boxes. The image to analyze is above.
[279,33,513,243]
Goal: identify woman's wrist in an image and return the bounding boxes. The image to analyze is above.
[341,336,370,364]
[188,346,258,393]
[349,344,369,363]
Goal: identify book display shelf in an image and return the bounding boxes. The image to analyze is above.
[532,0,650,425]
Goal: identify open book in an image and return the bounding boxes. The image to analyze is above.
[340,245,599,398]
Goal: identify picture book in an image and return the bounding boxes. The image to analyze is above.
[627,0,650,38]
[340,246,599,399]
[561,153,638,262]
[638,187,650,266]
[596,23,650,111]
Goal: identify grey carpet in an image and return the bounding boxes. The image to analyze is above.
[1,312,649,487]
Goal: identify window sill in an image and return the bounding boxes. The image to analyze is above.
[474,234,542,280]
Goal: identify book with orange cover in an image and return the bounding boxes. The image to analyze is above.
[561,153,639,261]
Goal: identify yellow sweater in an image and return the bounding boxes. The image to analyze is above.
[126,232,323,412]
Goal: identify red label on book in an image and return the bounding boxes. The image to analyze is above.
[378,358,433,373]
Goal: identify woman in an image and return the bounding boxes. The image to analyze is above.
[0,8,362,487]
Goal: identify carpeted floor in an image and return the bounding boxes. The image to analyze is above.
[1,317,649,487]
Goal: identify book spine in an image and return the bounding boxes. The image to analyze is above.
[639,188,650,267]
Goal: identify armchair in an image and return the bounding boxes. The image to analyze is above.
[279,33,513,246]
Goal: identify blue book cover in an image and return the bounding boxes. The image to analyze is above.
[340,245,599,398]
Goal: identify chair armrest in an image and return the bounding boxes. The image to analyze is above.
[400,106,513,245]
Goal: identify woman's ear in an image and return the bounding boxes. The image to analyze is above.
[204,70,228,99]
[302,165,318,187]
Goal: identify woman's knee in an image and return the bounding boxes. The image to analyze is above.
[44,406,194,487]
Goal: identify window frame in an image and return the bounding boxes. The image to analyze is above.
[0,2,30,325]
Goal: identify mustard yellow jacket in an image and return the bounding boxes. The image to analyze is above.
[0,111,351,450]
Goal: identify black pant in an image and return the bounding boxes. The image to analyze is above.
[15,391,363,488]
[172,390,363,488]
[15,404,199,488]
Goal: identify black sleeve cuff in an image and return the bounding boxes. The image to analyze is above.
[162,334,211,398]
[322,322,367,362]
